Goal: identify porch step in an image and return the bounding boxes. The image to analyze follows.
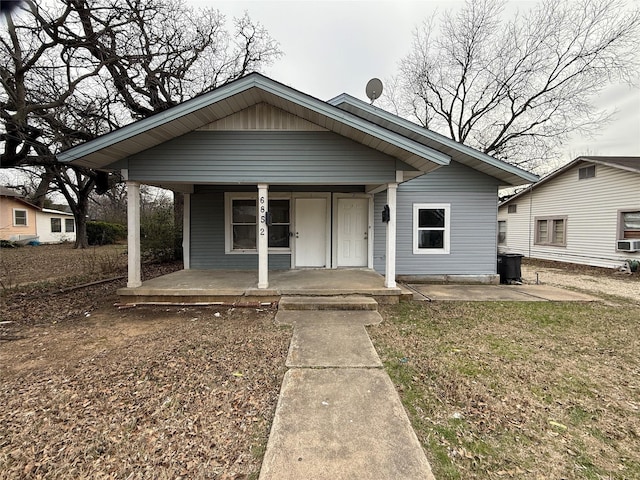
[278,296,378,311]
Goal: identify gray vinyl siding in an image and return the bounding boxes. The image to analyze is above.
[190,190,291,270]
[194,185,365,194]
[125,131,413,184]
[374,161,500,275]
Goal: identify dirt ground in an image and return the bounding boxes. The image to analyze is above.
[521,258,639,302]
[1,244,290,479]
[1,244,637,478]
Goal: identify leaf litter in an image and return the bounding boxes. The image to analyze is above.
[0,245,291,479]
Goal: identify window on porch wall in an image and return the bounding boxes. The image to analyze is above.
[232,199,257,249]
[229,196,290,252]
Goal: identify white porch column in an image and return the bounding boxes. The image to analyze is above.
[257,184,269,289]
[385,183,398,288]
[126,181,142,288]
[182,193,191,269]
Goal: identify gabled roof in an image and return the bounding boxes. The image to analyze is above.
[499,156,640,206]
[0,193,39,211]
[41,208,74,216]
[0,186,21,197]
[58,73,536,186]
[1,187,73,214]
[328,93,538,187]
[58,73,449,175]
[578,156,640,173]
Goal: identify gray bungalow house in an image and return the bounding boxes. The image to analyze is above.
[58,73,537,296]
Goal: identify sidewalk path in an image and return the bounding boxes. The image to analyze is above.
[259,305,435,480]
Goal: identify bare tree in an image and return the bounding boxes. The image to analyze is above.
[384,0,640,170]
[1,0,282,247]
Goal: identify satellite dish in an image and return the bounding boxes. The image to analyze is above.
[365,78,383,104]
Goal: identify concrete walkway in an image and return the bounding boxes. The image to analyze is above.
[409,283,600,302]
[259,299,435,480]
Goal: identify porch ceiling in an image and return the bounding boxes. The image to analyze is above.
[57,74,450,175]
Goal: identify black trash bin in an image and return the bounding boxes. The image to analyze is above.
[497,253,524,284]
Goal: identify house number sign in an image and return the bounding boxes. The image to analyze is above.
[259,195,266,236]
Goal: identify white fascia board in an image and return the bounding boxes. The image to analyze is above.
[41,208,73,216]
[254,78,450,167]
[329,93,539,185]
[58,76,263,164]
[582,157,640,174]
[59,73,450,169]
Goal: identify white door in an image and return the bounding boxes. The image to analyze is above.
[294,198,327,267]
[337,198,368,267]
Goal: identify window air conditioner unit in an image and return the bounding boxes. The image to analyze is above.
[617,239,640,252]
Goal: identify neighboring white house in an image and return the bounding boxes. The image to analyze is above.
[35,208,76,244]
[1,186,76,244]
[498,156,640,268]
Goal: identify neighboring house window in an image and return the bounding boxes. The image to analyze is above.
[507,204,517,214]
[65,218,75,233]
[578,165,595,179]
[413,203,450,254]
[13,209,27,226]
[498,221,507,245]
[226,194,291,252]
[51,218,62,233]
[535,217,567,246]
[619,210,640,239]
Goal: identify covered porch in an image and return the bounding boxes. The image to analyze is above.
[117,268,409,306]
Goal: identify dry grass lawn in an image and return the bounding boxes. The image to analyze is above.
[371,300,640,479]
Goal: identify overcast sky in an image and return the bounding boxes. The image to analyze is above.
[202,0,640,170]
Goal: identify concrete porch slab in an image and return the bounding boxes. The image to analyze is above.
[259,368,435,480]
[117,268,404,305]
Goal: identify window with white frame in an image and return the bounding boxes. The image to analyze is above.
[226,193,290,253]
[535,216,567,246]
[13,209,27,226]
[65,218,75,232]
[507,204,517,214]
[498,220,507,245]
[51,218,62,232]
[413,203,450,254]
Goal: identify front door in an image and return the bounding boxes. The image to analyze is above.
[294,198,327,267]
[337,197,368,267]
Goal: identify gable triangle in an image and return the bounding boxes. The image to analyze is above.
[197,102,328,132]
